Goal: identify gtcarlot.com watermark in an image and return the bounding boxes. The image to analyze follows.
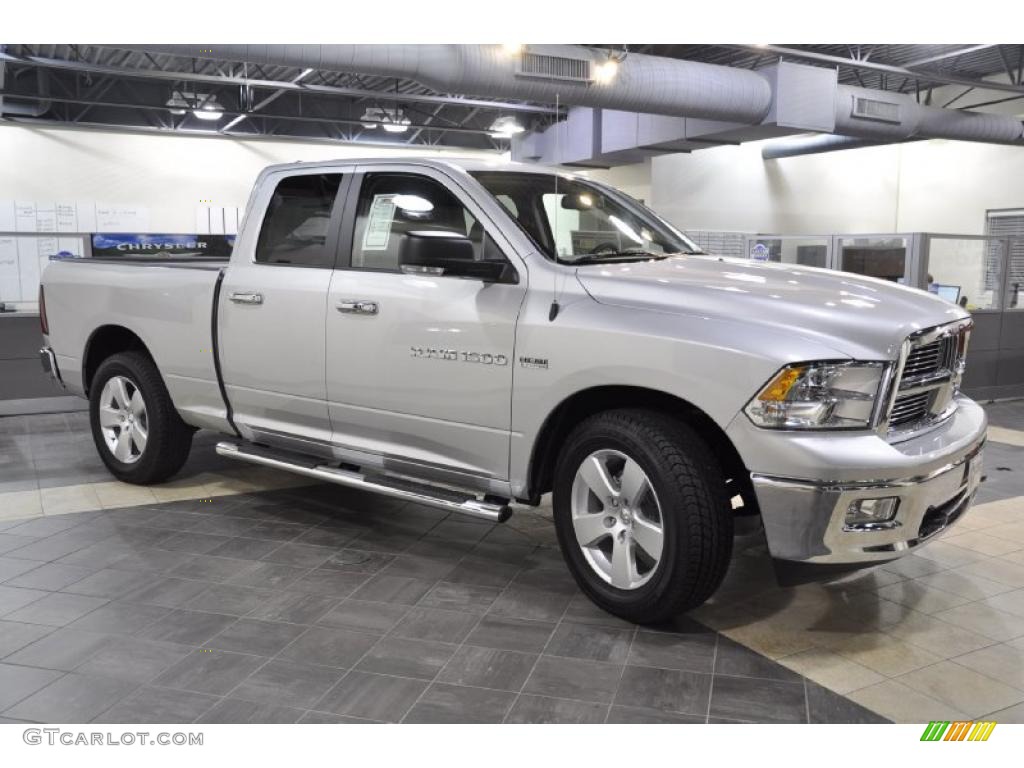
[23,728,203,747]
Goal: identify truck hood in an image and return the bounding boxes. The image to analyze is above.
[575,254,969,361]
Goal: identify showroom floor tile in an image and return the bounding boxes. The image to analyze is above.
[0,403,1021,724]
[0,481,892,724]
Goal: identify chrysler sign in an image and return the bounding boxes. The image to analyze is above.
[91,233,235,259]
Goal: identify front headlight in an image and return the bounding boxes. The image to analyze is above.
[745,361,887,430]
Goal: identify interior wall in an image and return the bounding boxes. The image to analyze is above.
[0,124,500,234]
[598,138,1024,238]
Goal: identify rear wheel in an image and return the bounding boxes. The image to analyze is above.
[552,409,733,624]
[89,351,193,484]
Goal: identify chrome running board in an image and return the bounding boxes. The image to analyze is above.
[215,441,512,523]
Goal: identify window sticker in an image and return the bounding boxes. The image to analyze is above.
[362,194,397,251]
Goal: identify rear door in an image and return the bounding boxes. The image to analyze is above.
[218,168,351,453]
[324,165,527,490]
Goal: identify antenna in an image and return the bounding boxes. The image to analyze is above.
[549,92,562,322]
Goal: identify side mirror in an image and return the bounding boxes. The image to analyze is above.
[399,230,513,283]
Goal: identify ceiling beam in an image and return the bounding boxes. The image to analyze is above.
[0,114,497,150]
[0,51,559,115]
[716,44,1024,95]
[220,67,315,132]
[0,89,506,138]
[902,44,996,68]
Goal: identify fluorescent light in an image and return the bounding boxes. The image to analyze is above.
[382,121,410,133]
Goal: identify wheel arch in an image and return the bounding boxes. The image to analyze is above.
[523,385,756,514]
[82,325,154,396]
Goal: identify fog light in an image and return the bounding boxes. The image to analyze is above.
[845,497,900,529]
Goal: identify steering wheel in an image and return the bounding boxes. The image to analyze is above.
[588,242,619,255]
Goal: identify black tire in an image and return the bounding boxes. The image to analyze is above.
[552,409,733,624]
[89,351,194,485]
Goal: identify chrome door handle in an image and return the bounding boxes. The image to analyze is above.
[336,299,379,316]
[229,292,263,305]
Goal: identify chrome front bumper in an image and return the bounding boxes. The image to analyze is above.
[742,397,987,566]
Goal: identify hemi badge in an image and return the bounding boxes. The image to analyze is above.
[520,356,548,369]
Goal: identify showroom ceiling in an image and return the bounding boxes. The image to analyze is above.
[0,44,1021,149]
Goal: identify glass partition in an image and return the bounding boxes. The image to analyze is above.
[0,234,88,315]
[924,236,1004,311]
[837,236,909,283]
[745,236,830,268]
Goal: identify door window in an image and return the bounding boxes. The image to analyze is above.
[255,173,344,267]
[350,173,507,271]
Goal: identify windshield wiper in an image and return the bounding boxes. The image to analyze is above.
[567,250,671,265]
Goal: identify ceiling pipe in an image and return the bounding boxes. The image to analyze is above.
[116,44,776,124]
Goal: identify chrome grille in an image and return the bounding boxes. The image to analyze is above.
[889,391,934,428]
[901,337,950,380]
[886,321,971,436]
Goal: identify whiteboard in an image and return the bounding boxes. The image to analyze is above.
[95,204,151,232]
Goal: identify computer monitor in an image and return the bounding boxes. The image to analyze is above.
[930,283,961,303]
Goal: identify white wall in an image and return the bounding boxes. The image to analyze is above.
[597,137,1024,238]
[589,159,653,204]
[0,124,501,234]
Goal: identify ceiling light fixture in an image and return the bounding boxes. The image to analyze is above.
[489,116,526,139]
[594,58,620,84]
[360,106,410,133]
[165,91,189,115]
[193,105,224,121]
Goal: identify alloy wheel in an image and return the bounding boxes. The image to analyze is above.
[98,375,149,464]
[570,449,664,590]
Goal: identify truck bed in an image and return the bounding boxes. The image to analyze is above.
[42,258,231,433]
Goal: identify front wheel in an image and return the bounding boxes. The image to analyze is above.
[89,351,194,484]
[552,409,733,624]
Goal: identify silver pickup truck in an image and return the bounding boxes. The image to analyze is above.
[39,158,987,623]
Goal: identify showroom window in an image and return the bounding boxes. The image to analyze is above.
[255,173,344,267]
[986,209,1024,309]
[349,173,505,271]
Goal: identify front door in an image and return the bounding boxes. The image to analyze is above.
[325,167,526,490]
[219,169,350,453]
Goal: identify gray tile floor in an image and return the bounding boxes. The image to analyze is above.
[0,485,885,724]
[0,399,1019,724]
[0,411,236,493]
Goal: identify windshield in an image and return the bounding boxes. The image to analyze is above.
[469,171,701,264]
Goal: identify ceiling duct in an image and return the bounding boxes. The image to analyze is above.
[117,44,775,124]
[834,85,1024,145]
[516,49,593,83]
[761,134,901,160]
[115,45,1024,161]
